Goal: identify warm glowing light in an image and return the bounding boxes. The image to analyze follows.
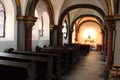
[75,21,103,46]
[83,28,96,39]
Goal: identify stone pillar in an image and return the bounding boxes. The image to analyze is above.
[75,26,79,43]
[24,16,37,51]
[52,25,59,47]
[105,15,116,69]
[17,16,26,51]
[103,28,108,60]
[69,29,74,45]
[57,25,63,46]
[17,16,37,51]
[49,24,54,46]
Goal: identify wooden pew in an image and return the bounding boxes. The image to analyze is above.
[36,46,79,75]
[8,49,63,80]
[0,59,29,69]
[64,44,81,53]
[8,49,60,77]
[10,47,71,78]
[63,44,90,65]
[63,44,82,63]
[0,51,54,80]
[41,47,71,73]
[64,43,90,55]
[0,59,28,80]
[110,64,120,80]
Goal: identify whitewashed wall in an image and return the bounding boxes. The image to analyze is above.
[114,21,120,64]
[32,0,50,50]
[0,0,17,52]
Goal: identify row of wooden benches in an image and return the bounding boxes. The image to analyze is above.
[0,44,90,80]
[110,64,120,80]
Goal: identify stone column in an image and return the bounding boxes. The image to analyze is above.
[105,15,116,69]
[103,28,108,60]
[49,24,54,46]
[24,16,37,51]
[51,25,59,47]
[57,25,63,46]
[17,16,26,51]
[75,26,79,43]
[17,16,37,51]
[69,29,74,45]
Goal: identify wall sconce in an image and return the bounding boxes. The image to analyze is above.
[39,29,44,36]
[39,16,44,36]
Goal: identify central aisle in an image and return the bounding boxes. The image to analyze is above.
[62,51,106,80]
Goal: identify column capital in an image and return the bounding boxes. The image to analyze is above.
[115,15,120,20]
[105,15,115,21]
[53,25,63,30]
[49,24,54,30]
[17,16,38,51]
[17,16,38,22]
[105,15,116,31]
[17,16,38,28]
[106,15,120,21]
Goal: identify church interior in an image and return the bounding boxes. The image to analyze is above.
[0,0,120,80]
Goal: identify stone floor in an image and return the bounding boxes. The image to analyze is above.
[62,51,109,80]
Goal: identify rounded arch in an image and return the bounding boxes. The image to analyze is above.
[15,0,22,15]
[77,21,103,46]
[25,0,39,16]
[32,11,50,48]
[32,5,50,48]
[58,4,105,25]
[78,20,104,34]
[0,0,16,40]
[0,1,6,37]
[0,0,17,51]
[71,14,104,29]
[71,16,105,45]
[25,0,54,24]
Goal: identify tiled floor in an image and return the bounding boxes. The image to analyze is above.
[62,51,107,80]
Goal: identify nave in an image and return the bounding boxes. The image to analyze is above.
[62,51,106,80]
[0,0,120,80]
[0,46,116,80]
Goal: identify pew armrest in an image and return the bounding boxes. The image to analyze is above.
[0,60,29,69]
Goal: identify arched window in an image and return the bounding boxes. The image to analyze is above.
[62,21,68,39]
[0,2,5,37]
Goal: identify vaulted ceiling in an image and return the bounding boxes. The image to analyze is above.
[50,0,114,26]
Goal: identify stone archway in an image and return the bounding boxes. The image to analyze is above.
[58,4,105,46]
[16,0,54,51]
